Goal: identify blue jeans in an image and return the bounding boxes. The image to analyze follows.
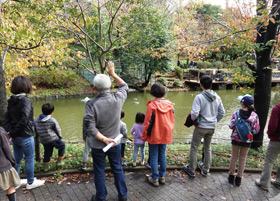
[43,139,65,163]
[133,143,145,162]
[92,143,127,200]
[149,144,167,180]
[13,136,35,184]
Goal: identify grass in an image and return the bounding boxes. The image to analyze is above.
[15,142,273,174]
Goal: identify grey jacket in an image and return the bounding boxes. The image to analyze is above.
[120,121,128,144]
[34,115,62,144]
[191,90,225,129]
[0,127,16,172]
[84,83,128,149]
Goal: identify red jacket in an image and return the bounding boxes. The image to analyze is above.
[267,104,280,142]
[142,98,175,144]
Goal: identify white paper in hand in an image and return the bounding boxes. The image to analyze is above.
[102,134,123,152]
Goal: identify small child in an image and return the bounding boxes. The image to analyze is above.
[34,103,65,172]
[131,112,145,166]
[0,127,20,201]
[228,95,260,186]
[80,116,92,170]
[120,110,128,166]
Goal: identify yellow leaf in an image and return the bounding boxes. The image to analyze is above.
[270,18,275,24]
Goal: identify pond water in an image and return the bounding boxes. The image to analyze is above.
[32,88,280,144]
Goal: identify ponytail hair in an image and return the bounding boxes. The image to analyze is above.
[248,105,255,113]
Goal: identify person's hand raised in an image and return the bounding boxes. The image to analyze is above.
[106,61,115,76]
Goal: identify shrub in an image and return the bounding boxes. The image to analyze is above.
[174,66,183,78]
[197,61,213,69]
[213,61,223,69]
[173,79,181,87]
[29,67,80,88]
[196,61,204,69]
[205,61,213,68]
[157,77,167,86]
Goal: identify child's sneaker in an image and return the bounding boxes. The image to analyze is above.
[228,175,235,184]
[26,179,45,190]
[57,157,64,167]
[145,162,151,169]
[235,176,242,187]
[43,163,50,172]
[132,162,136,167]
[147,176,159,187]
[80,164,87,170]
[141,161,145,166]
[159,177,166,185]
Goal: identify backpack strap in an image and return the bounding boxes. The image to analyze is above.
[236,110,240,119]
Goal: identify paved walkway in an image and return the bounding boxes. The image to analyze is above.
[1,170,280,201]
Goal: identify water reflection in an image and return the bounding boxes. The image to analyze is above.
[32,88,280,143]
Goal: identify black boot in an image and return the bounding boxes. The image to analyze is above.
[235,176,242,187]
[7,192,17,201]
[228,175,235,184]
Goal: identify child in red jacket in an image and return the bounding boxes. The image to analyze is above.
[142,83,175,187]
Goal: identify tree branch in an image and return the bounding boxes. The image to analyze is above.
[72,22,104,51]
[0,34,45,51]
[98,0,102,41]
[196,29,250,44]
[245,61,256,72]
[1,45,9,71]
[108,0,125,46]
[77,0,95,72]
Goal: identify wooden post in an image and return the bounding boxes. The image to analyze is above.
[35,136,41,162]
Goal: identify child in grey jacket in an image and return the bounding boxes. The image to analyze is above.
[34,103,65,172]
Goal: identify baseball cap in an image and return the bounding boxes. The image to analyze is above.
[238,94,254,106]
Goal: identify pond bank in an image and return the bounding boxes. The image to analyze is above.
[28,142,272,174]
[29,87,191,101]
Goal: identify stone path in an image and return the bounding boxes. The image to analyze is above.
[1,170,280,201]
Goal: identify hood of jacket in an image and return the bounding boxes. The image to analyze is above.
[37,114,52,122]
[8,94,27,105]
[276,104,280,112]
[201,90,217,102]
[146,98,174,113]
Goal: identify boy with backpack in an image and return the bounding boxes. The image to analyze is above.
[34,103,65,172]
[184,75,225,178]
[228,95,259,186]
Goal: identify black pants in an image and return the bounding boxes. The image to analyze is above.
[43,139,65,163]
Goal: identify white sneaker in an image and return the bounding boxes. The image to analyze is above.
[26,179,45,190]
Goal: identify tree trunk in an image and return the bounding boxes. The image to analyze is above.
[251,0,280,148]
[141,72,152,88]
[98,53,106,73]
[252,66,272,148]
[0,57,7,126]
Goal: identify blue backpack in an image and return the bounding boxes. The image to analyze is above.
[235,111,252,142]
